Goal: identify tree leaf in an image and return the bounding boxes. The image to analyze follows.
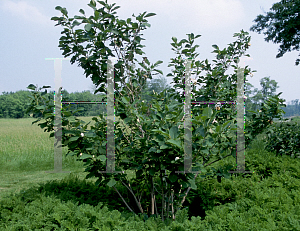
[212,44,219,50]
[69,136,79,142]
[78,153,92,160]
[149,168,156,176]
[107,178,117,187]
[141,22,151,28]
[112,6,121,11]
[79,9,85,15]
[145,13,156,18]
[195,126,205,137]
[172,37,178,43]
[72,20,81,26]
[188,178,197,190]
[169,126,178,139]
[61,8,68,17]
[169,174,178,183]
[84,23,92,31]
[151,129,169,138]
[166,139,182,150]
[55,6,62,11]
[98,155,107,162]
[27,84,36,90]
[94,10,99,20]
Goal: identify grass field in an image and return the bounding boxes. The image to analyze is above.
[0,116,135,200]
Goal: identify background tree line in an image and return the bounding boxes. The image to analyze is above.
[1,75,299,119]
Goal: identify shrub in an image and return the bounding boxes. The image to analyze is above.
[262,121,300,159]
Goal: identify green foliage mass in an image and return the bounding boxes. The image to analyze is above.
[250,0,300,66]
[0,133,300,229]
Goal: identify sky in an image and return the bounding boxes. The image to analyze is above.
[0,0,299,107]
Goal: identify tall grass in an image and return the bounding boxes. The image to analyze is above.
[0,116,134,200]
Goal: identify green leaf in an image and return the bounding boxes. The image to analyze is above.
[27,84,36,90]
[149,168,156,176]
[160,144,169,149]
[132,23,138,29]
[148,147,157,153]
[166,139,182,150]
[122,96,130,104]
[195,126,205,137]
[188,178,197,190]
[61,8,68,17]
[84,23,92,31]
[111,6,121,11]
[145,13,156,18]
[172,37,178,43]
[98,155,107,162]
[94,10,99,20]
[87,2,97,10]
[153,60,163,67]
[169,126,178,139]
[151,129,169,138]
[98,1,107,6]
[74,15,85,20]
[36,106,45,110]
[212,44,219,50]
[107,178,117,187]
[51,17,61,21]
[141,22,151,28]
[202,107,213,117]
[111,29,119,35]
[169,174,178,183]
[79,9,85,15]
[79,153,92,160]
[72,20,81,26]
[42,85,51,88]
[85,131,96,138]
[69,136,79,142]
[55,6,62,11]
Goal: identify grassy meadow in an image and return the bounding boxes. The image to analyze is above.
[0,116,135,200]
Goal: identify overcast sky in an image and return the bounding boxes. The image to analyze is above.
[0,0,299,106]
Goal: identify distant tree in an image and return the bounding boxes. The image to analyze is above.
[140,74,172,104]
[244,76,281,117]
[250,0,300,65]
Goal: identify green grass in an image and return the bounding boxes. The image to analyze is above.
[0,116,300,229]
[0,116,135,200]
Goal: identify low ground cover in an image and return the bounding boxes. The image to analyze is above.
[0,117,299,230]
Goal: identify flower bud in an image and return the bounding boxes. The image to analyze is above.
[81,133,84,137]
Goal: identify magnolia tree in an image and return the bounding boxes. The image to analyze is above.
[26,0,287,222]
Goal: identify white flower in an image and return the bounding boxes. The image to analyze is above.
[93,155,95,158]
[80,153,82,156]
[191,78,197,85]
[175,157,180,161]
[248,43,251,46]
[81,133,84,137]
